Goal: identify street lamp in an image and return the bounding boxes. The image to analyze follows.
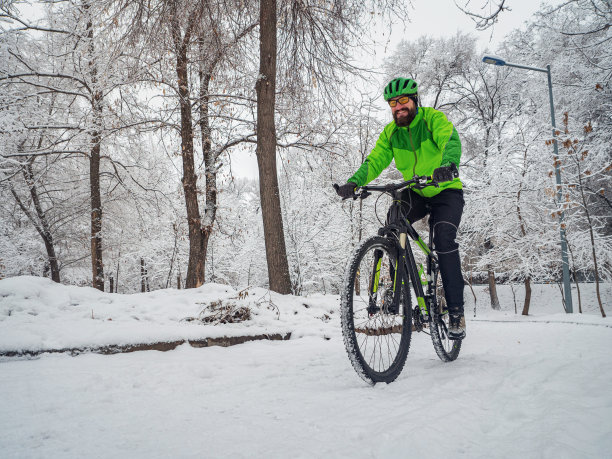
[482,55,573,313]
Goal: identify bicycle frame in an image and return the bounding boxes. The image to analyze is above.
[362,180,440,322]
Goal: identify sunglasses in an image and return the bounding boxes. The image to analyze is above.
[388,95,412,107]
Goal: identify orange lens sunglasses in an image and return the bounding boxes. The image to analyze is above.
[388,95,412,107]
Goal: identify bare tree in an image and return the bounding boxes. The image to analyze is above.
[557,114,608,317]
[122,0,259,288]
[455,0,510,30]
[1,1,112,288]
[8,157,61,282]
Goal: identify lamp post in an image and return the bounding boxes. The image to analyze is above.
[482,55,573,313]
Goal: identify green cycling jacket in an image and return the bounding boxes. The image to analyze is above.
[348,107,463,197]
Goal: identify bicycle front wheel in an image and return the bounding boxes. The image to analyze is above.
[341,236,412,384]
[430,270,462,362]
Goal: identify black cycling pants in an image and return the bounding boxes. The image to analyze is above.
[398,188,465,314]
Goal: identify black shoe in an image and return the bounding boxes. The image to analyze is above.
[448,314,466,340]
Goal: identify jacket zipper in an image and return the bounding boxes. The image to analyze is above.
[408,128,418,176]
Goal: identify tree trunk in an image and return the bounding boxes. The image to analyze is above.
[487,267,501,310]
[166,223,179,289]
[577,161,605,317]
[566,244,582,313]
[517,151,530,316]
[199,64,216,284]
[573,269,583,313]
[90,126,104,291]
[140,258,150,293]
[484,237,500,310]
[587,218,605,317]
[12,158,61,283]
[174,28,205,289]
[521,276,532,315]
[256,0,292,294]
[85,3,104,291]
[483,127,491,169]
[26,164,60,282]
[141,258,146,292]
[115,256,120,293]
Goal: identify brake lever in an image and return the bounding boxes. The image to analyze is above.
[418,175,439,188]
[359,191,371,200]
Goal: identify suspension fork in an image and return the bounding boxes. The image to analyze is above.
[368,243,404,315]
[368,249,384,314]
[401,236,428,316]
[381,231,425,319]
[388,234,407,314]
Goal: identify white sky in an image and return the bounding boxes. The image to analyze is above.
[382,0,553,56]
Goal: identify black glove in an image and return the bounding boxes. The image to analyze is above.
[432,163,459,183]
[334,182,357,199]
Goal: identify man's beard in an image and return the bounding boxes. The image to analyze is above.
[393,106,417,127]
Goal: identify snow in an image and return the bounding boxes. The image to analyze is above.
[0,276,611,458]
[0,276,337,353]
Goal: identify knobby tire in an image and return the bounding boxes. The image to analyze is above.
[341,236,412,384]
[429,270,462,361]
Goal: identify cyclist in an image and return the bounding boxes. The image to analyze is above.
[335,77,466,339]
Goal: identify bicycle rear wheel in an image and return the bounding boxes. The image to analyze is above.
[430,270,461,362]
[341,236,412,384]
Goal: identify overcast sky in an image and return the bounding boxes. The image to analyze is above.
[383,0,555,54]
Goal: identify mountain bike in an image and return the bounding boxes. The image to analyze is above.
[334,175,462,385]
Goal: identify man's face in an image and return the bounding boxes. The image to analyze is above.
[390,95,417,127]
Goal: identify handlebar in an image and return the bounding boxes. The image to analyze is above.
[334,175,439,201]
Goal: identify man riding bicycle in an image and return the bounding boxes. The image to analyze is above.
[335,77,466,339]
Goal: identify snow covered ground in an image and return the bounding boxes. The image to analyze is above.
[1,276,610,458]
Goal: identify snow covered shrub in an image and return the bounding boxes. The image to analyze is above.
[196,300,252,325]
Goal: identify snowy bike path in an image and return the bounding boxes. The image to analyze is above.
[1,319,610,459]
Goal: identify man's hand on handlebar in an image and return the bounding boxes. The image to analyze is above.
[432,163,459,183]
[334,182,358,200]
[334,169,457,201]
